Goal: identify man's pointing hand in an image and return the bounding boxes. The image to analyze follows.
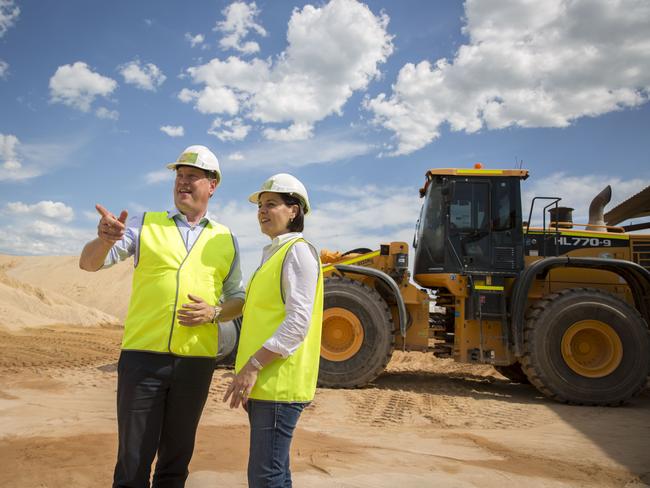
[96,203,128,244]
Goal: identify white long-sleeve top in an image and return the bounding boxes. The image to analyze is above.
[258,232,320,358]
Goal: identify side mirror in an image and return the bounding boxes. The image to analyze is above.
[413,218,420,249]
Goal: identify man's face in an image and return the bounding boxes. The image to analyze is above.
[173,165,217,216]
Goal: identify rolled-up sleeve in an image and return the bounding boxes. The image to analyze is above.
[222,235,246,301]
[263,241,319,358]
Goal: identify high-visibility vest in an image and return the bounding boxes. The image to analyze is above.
[235,237,323,402]
[122,212,236,357]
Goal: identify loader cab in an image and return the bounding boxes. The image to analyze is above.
[413,168,528,282]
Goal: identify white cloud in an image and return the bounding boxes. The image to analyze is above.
[96,107,119,120]
[0,132,86,181]
[367,0,650,155]
[49,62,117,112]
[145,169,173,184]
[228,152,244,161]
[160,125,185,137]
[215,1,267,54]
[207,117,250,141]
[1,133,20,170]
[224,129,374,170]
[263,123,313,142]
[523,172,650,226]
[0,0,19,38]
[182,0,393,141]
[5,201,75,222]
[178,85,240,115]
[185,32,205,48]
[0,220,94,255]
[307,184,421,252]
[119,60,166,91]
[0,59,8,78]
[0,197,88,256]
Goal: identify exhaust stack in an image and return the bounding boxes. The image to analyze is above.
[587,185,612,231]
[549,206,574,229]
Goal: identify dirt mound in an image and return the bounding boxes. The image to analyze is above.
[0,258,120,330]
[0,254,133,322]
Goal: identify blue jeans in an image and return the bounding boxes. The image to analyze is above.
[247,400,306,488]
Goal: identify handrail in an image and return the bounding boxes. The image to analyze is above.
[525,197,561,257]
[527,223,627,233]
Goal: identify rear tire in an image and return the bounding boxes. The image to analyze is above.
[318,276,394,388]
[494,363,530,384]
[521,288,650,405]
[214,317,242,368]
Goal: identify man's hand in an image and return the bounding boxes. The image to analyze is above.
[96,204,128,244]
[177,293,220,326]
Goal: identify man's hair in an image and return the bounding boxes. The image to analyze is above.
[278,193,305,232]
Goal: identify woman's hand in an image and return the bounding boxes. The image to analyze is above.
[223,361,259,410]
[177,294,220,326]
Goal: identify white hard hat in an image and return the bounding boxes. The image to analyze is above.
[166,145,221,182]
[249,173,311,215]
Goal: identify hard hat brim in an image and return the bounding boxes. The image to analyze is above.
[249,190,310,215]
[167,162,221,182]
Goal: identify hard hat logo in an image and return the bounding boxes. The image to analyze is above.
[178,152,198,164]
[166,145,221,182]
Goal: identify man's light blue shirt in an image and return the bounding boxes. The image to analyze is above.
[103,208,245,301]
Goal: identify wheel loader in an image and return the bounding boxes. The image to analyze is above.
[316,166,650,406]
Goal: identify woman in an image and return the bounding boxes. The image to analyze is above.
[223,173,323,488]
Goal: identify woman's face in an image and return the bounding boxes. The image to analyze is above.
[257,192,298,239]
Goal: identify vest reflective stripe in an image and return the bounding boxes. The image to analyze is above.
[122,212,235,357]
[236,238,324,402]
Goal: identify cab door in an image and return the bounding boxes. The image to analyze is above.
[448,180,491,271]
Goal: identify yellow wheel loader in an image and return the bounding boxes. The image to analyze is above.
[317,166,650,406]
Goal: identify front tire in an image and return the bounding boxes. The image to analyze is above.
[521,288,650,405]
[318,276,394,388]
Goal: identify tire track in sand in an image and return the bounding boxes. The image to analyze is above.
[0,326,122,372]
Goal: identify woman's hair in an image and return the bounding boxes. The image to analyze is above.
[278,193,305,232]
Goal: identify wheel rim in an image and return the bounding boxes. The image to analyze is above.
[561,320,623,378]
[321,307,364,362]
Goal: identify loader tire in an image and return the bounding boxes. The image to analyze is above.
[494,363,530,384]
[318,276,394,388]
[521,288,650,405]
[214,316,242,369]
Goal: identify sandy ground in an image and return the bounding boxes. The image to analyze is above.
[0,255,649,487]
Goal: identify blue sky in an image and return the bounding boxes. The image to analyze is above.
[1,0,649,277]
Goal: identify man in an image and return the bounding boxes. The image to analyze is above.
[79,145,245,488]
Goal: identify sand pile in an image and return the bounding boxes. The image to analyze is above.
[0,255,131,330]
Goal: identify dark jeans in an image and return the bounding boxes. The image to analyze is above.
[247,400,306,488]
[113,351,215,488]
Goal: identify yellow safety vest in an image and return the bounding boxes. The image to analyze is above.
[122,212,236,357]
[235,237,324,402]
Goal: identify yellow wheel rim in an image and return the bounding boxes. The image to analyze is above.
[561,320,623,378]
[321,307,364,362]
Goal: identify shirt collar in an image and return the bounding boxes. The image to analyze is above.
[166,207,218,225]
[263,232,302,252]
[271,232,302,246]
